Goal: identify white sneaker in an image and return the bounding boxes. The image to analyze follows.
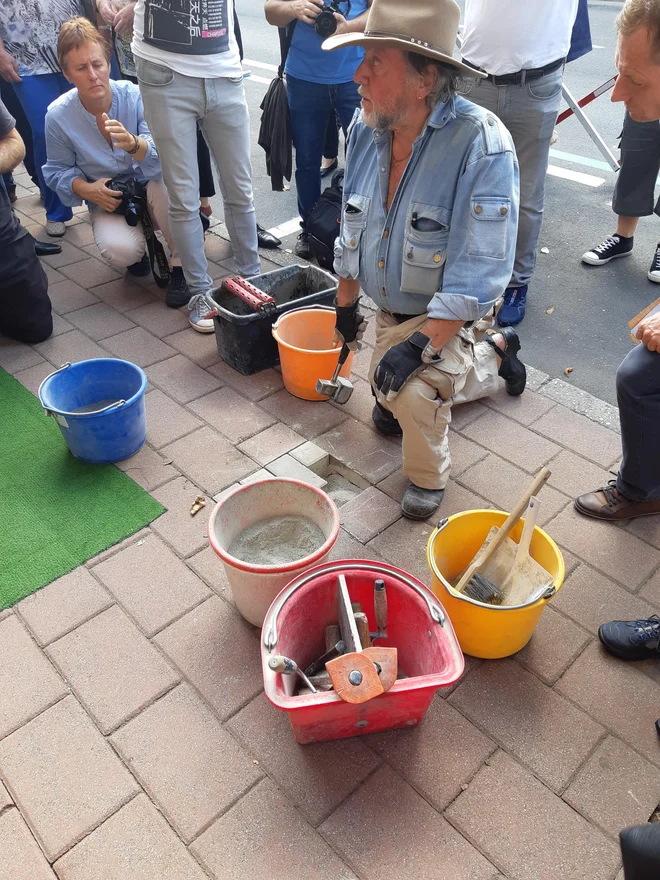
[188,294,217,333]
[45,220,66,237]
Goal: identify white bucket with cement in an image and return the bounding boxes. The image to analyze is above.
[208,478,341,626]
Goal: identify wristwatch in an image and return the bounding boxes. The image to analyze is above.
[127,135,140,155]
[408,331,443,364]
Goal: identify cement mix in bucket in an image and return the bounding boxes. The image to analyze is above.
[228,515,325,565]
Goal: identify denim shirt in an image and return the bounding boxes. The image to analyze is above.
[43,80,161,209]
[334,95,519,322]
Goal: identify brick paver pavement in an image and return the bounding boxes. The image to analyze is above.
[1,205,660,879]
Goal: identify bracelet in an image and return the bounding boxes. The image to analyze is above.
[127,135,140,155]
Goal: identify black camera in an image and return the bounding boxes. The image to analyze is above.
[315,0,351,39]
[106,177,147,227]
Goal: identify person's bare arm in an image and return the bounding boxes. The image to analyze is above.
[336,276,361,305]
[0,126,25,175]
[265,0,323,28]
[0,43,21,83]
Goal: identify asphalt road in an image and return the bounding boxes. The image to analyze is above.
[212,0,652,404]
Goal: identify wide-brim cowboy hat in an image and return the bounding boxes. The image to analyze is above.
[322,0,485,79]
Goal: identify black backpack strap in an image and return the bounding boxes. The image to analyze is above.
[277,20,297,77]
[140,204,171,289]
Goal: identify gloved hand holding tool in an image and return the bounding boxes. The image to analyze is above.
[315,341,354,403]
[334,296,367,350]
[374,331,441,401]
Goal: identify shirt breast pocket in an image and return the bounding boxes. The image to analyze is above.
[467,196,511,259]
[400,203,451,296]
[340,193,370,279]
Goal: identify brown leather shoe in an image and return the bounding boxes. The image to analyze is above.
[575,481,660,521]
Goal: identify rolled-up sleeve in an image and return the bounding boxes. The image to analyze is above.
[133,93,162,180]
[43,115,86,208]
[334,109,362,280]
[427,139,519,322]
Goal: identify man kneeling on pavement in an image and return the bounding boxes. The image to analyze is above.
[326,0,526,520]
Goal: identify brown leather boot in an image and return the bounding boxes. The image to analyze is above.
[575,481,660,521]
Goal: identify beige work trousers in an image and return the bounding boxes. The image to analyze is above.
[369,310,501,490]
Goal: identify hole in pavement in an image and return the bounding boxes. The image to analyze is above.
[321,457,370,508]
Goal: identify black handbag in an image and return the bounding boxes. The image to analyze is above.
[306,169,344,272]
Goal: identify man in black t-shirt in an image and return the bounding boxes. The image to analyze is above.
[0,98,52,344]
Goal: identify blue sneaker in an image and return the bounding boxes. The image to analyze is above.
[498,285,528,327]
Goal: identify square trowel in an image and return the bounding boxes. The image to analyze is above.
[316,342,354,404]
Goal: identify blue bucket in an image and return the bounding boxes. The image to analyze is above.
[38,359,148,464]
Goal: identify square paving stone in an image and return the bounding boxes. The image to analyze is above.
[100,327,176,368]
[0,616,68,739]
[185,545,234,605]
[163,328,220,367]
[92,534,210,636]
[90,278,156,312]
[60,258,121,288]
[125,301,190,338]
[65,303,136,341]
[553,565,658,635]
[366,696,495,810]
[448,658,604,792]
[44,280,99,315]
[563,736,660,837]
[34,330,108,367]
[207,361,284,400]
[0,697,139,861]
[315,420,402,484]
[0,810,57,880]
[115,443,178,491]
[238,423,305,465]
[459,454,570,526]
[226,693,380,826]
[544,507,660,589]
[530,405,622,468]
[446,750,619,880]
[515,607,591,685]
[640,567,660,608]
[320,766,498,880]
[145,390,203,449]
[150,478,213,557]
[260,389,348,438]
[462,409,560,473]
[145,354,222,403]
[339,486,402,542]
[0,780,11,811]
[189,387,277,444]
[13,360,57,395]
[111,685,261,842]
[367,517,438,584]
[192,778,358,880]
[46,606,180,734]
[0,338,45,373]
[161,426,256,495]
[546,449,614,499]
[153,596,263,721]
[483,389,557,426]
[556,642,660,766]
[40,241,89,269]
[16,567,112,647]
[53,795,208,880]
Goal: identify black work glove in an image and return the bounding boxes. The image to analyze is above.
[334,297,367,351]
[374,337,426,399]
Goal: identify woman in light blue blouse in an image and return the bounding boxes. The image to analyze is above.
[43,17,188,303]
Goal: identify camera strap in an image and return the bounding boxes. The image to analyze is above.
[141,206,171,289]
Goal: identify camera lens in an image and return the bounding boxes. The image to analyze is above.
[315,10,337,38]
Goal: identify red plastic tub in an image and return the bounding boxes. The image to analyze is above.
[261,559,464,744]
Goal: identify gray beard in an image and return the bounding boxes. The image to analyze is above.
[360,106,396,131]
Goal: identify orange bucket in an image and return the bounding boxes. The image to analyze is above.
[271,307,354,401]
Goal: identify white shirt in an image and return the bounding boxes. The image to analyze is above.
[461,0,579,76]
[132,0,242,79]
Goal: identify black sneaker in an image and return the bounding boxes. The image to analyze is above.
[582,234,633,266]
[127,253,151,277]
[166,267,191,308]
[484,327,526,396]
[372,402,403,436]
[598,615,660,660]
[648,246,660,283]
[294,231,312,259]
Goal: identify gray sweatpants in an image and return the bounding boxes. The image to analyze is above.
[136,58,260,298]
[465,66,564,289]
[616,343,660,501]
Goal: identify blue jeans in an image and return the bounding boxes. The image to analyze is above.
[286,75,360,226]
[12,73,73,223]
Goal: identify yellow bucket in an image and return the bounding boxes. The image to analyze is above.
[426,509,565,659]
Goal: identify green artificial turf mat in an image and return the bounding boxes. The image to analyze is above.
[0,367,165,609]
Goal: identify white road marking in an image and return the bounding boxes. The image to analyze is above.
[246,73,273,85]
[547,165,605,187]
[244,58,279,72]
[549,148,615,173]
[268,217,302,238]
